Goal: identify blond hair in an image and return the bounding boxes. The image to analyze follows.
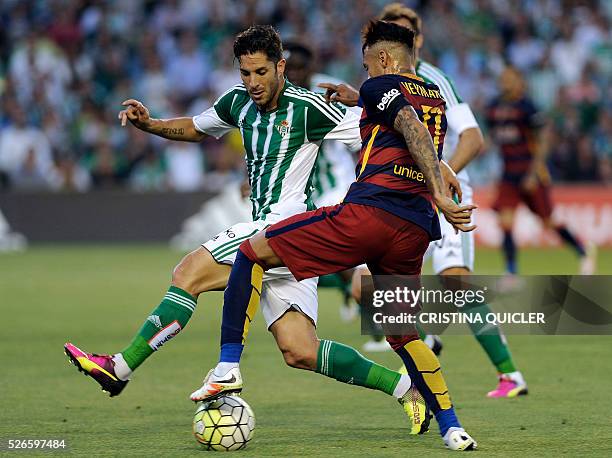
[379,3,422,35]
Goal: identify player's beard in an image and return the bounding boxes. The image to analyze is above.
[255,73,282,112]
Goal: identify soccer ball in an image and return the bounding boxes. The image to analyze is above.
[193,396,255,451]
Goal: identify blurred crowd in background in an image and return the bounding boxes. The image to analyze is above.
[0,0,610,193]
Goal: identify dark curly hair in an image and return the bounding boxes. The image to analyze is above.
[233,25,283,63]
[362,20,415,53]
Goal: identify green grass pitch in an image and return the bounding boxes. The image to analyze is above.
[1,245,611,456]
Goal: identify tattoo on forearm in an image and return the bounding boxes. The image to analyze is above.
[161,127,185,137]
[394,106,443,197]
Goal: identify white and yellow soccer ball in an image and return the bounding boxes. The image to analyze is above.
[193,396,255,451]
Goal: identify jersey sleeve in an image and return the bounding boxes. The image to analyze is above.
[192,87,239,139]
[445,103,479,135]
[305,94,348,143]
[359,76,412,129]
[321,109,362,152]
[192,107,234,139]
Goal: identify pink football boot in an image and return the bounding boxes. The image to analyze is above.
[64,343,128,397]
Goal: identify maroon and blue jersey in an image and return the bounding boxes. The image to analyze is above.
[486,96,544,184]
[343,73,447,240]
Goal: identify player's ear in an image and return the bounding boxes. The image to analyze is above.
[378,50,389,68]
[276,58,286,76]
[415,34,424,49]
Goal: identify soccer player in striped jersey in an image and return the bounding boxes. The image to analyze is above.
[63,25,430,432]
[321,3,529,398]
[284,42,360,324]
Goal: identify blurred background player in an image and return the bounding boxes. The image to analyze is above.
[487,66,596,276]
[283,41,360,324]
[323,3,529,397]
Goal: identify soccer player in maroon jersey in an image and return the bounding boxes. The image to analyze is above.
[322,4,530,400]
[487,67,596,275]
[194,21,478,451]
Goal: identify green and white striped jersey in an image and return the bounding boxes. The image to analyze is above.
[193,80,361,221]
[416,60,480,184]
[308,73,358,206]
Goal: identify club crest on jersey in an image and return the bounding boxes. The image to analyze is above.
[276,120,292,138]
[377,88,400,110]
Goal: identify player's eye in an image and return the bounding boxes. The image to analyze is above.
[256,69,267,75]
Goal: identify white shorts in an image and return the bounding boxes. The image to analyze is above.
[424,182,475,273]
[202,220,319,328]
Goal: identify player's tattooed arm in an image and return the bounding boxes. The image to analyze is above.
[118,99,206,142]
[161,127,184,136]
[393,106,476,232]
[393,106,445,199]
[145,118,205,142]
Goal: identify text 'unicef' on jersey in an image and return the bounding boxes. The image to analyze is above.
[343,73,449,241]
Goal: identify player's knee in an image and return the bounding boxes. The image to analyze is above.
[171,260,198,294]
[171,248,229,295]
[278,342,317,370]
[171,250,208,295]
[271,311,319,370]
[282,348,316,370]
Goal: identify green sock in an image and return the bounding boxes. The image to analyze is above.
[121,286,197,371]
[466,303,517,374]
[316,339,404,396]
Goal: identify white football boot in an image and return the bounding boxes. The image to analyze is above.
[443,427,478,451]
[190,366,243,402]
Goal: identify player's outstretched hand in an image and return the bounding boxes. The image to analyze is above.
[118,99,151,130]
[436,196,477,233]
[440,160,462,202]
[317,83,359,107]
